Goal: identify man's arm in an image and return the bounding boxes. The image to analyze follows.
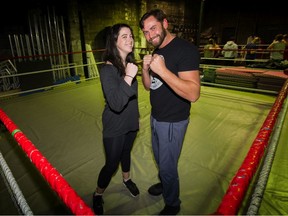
[149,54,201,102]
[141,54,153,91]
[160,68,200,102]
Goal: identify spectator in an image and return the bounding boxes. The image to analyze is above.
[222,37,238,59]
[267,34,286,62]
[244,36,261,60]
[203,38,220,58]
[246,35,255,44]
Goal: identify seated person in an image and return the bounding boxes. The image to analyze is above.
[244,37,261,60]
[267,34,286,62]
[203,38,220,58]
[222,37,238,59]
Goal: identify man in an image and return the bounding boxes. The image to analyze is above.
[139,9,201,215]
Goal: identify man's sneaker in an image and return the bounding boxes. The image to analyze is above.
[93,194,104,215]
[123,179,140,197]
[148,182,162,196]
[159,205,180,215]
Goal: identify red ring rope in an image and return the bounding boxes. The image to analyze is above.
[0,110,95,215]
[215,79,288,215]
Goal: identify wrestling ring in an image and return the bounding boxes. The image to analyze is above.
[0,62,288,215]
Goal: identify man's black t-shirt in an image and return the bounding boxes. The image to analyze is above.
[150,37,200,122]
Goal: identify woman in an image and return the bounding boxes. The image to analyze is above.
[93,23,140,215]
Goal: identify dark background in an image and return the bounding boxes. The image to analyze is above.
[0,0,287,60]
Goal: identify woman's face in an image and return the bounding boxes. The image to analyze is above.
[116,27,134,56]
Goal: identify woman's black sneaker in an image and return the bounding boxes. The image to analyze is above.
[123,179,140,197]
[93,195,104,215]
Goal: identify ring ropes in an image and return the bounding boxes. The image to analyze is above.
[214,79,288,215]
[0,151,33,215]
[246,89,288,215]
[0,110,95,215]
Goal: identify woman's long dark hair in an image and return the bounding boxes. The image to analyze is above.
[102,23,135,76]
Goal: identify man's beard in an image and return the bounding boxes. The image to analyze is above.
[149,27,167,48]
